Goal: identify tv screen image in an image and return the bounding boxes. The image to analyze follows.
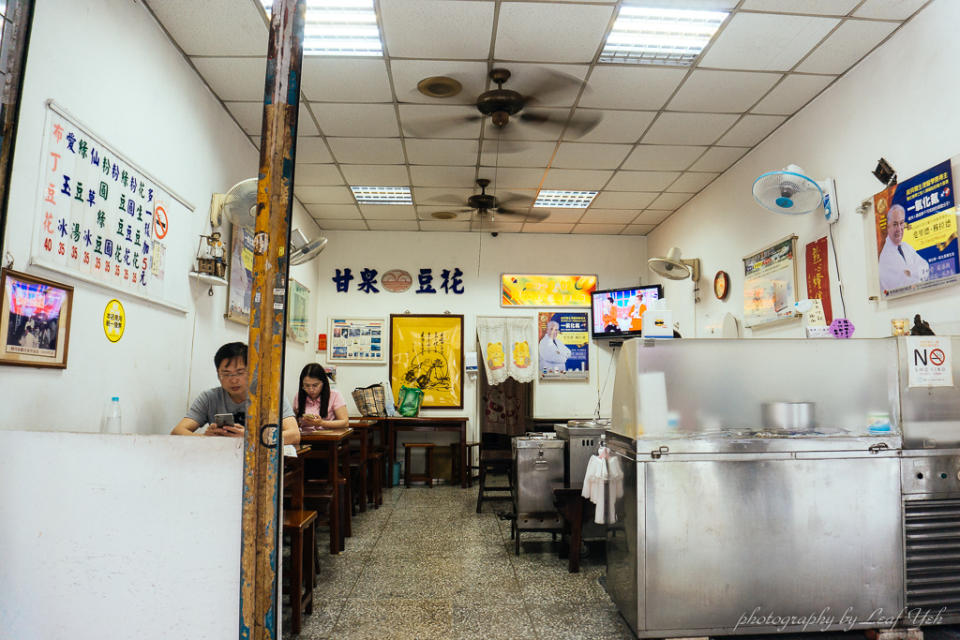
[591,285,663,338]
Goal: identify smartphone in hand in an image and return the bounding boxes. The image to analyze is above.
[213,413,234,428]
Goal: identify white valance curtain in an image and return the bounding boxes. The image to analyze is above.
[476,316,536,385]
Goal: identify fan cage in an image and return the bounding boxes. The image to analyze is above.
[753,170,823,214]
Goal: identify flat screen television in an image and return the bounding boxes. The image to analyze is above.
[590,284,664,339]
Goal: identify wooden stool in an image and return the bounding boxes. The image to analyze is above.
[450,442,481,488]
[404,442,435,487]
[367,450,383,507]
[282,509,317,634]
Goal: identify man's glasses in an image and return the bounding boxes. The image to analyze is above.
[219,369,247,380]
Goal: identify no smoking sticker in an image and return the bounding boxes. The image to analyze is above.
[907,336,953,387]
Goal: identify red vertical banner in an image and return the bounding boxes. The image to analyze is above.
[805,237,833,324]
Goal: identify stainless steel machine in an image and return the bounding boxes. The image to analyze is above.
[555,419,607,541]
[512,434,564,555]
[605,336,960,637]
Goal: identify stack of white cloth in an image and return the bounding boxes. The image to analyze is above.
[581,448,624,524]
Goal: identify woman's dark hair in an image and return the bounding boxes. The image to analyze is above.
[296,363,330,420]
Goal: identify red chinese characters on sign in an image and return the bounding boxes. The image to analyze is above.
[805,237,833,324]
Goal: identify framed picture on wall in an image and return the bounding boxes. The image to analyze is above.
[0,268,74,369]
[226,223,253,324]
[389,314,463,409]
[501,274,598,307]
[328,317,386,363]
[286,278,310,344]
[742,235,800,328]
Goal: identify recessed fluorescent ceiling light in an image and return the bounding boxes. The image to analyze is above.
[261,0,383,57]
[534,190,598,208]
[600,6,728,66]
[350,186,412,205]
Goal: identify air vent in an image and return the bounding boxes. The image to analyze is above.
[904,498,960,616]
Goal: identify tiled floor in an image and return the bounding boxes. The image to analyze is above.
[283,480,632,639]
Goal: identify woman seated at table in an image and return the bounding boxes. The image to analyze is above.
[295,363,349,432]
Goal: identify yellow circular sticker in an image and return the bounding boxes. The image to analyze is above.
[103,299,125,342]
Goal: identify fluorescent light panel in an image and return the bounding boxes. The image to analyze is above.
[600,6,728,66]
[350,186,412,205]
[261,0,383,57]
[534,190,598,208]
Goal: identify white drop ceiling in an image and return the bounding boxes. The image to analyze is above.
[145,0,929,235]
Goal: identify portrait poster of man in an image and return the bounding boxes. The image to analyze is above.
[874,159,959,298]
[537,312,588,381]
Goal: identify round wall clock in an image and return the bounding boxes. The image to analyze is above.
[713,271,729,300]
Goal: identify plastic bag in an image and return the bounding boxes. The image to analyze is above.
[351,383,387,417]
[397,385,424,417]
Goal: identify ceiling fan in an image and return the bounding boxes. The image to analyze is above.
[408,68,601,138]
[429,178,549,223]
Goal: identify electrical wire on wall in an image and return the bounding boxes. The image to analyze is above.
[827,222,847,318]
[594,342,620,421]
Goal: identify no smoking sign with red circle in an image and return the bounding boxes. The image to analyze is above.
[929,348,946,366]
[153,204,168,239]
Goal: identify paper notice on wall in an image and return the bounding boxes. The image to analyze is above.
[907,336,953,387]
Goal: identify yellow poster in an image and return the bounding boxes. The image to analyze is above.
[390,314,463,409]
[501,274,597,307]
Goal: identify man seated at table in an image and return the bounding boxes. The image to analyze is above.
[171,341,300,445]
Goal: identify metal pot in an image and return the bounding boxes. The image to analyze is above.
[762,402,815,431]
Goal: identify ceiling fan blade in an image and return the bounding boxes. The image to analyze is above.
[496,193,535,208]
[402,113,482,138]
[497,207,550,221]
[520,68,584,106]
[564,110,603,139]
[518,111,552,124]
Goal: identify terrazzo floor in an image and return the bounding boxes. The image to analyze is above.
[282,478,631,639]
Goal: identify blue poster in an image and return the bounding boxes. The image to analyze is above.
[874,159,959,297]
[538,312,589,381]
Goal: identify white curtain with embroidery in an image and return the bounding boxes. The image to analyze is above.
[477,316,537,385]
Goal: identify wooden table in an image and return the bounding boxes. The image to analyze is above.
[300,428,353,554]
[378,416,469,488]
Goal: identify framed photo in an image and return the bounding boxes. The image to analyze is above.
[286,278,310,344]
[226,223,253,324]
[501,273,597,307]
[0,268,74,368]
[742,235,800,328]
[389,314,463,409]
[328,317,386,363]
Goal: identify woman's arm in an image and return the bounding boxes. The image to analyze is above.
[320,404,349,429]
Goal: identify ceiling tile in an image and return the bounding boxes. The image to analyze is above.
[412,187,476,207]
[398,105,483,139]
[367,220,421,231]
[795,19,897,74]
[225,102,319,136]
[622,145,707,171]
[500,64,590,107]
[295,164,343,186]
[495,3,614,63]
[668,71,782,113]
[327,138,405,164]
[716,114,786,146]
[591,192,657,209]
[634,210,672,224]
[471,219,523,232]
[572,223,627,235]
[699,13,840,71]
[751,74,835,115]
[294,186,355,204]
[580,66,687,110]
[296,138,334,163]
[191,57,267,101]
[305,204,360,219]
[535,209,586,223]
[421,221,471,232]
[410,166,477,187]
[407,139,480,166]
[391,60,489,105]
[521,223,574,234]
[301,58,393,103]
[360,204,417,220]
[642,113,739,146]
[552,143,632,170]
[565,110,656,144]
[853,0,927,20]
[146,0,268,55]
[666,172,719,193]
[688,147,749,172]
[622,224,656,235]
[311,103,400,138]
[340,165,410,186]
[380,0,494,59]
[579,209,640,224]
[541,169,613,190]
[741,0,860,15]
[650,192,693,210]
[606,171,681,192]
[480,140,556,168]
[316,219,369,231]
[483,167,547,189]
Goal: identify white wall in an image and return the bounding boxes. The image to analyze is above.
[0,431,243,639]
[648,0,960,339]
[0,0,321,433]
[311,230,647,436]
